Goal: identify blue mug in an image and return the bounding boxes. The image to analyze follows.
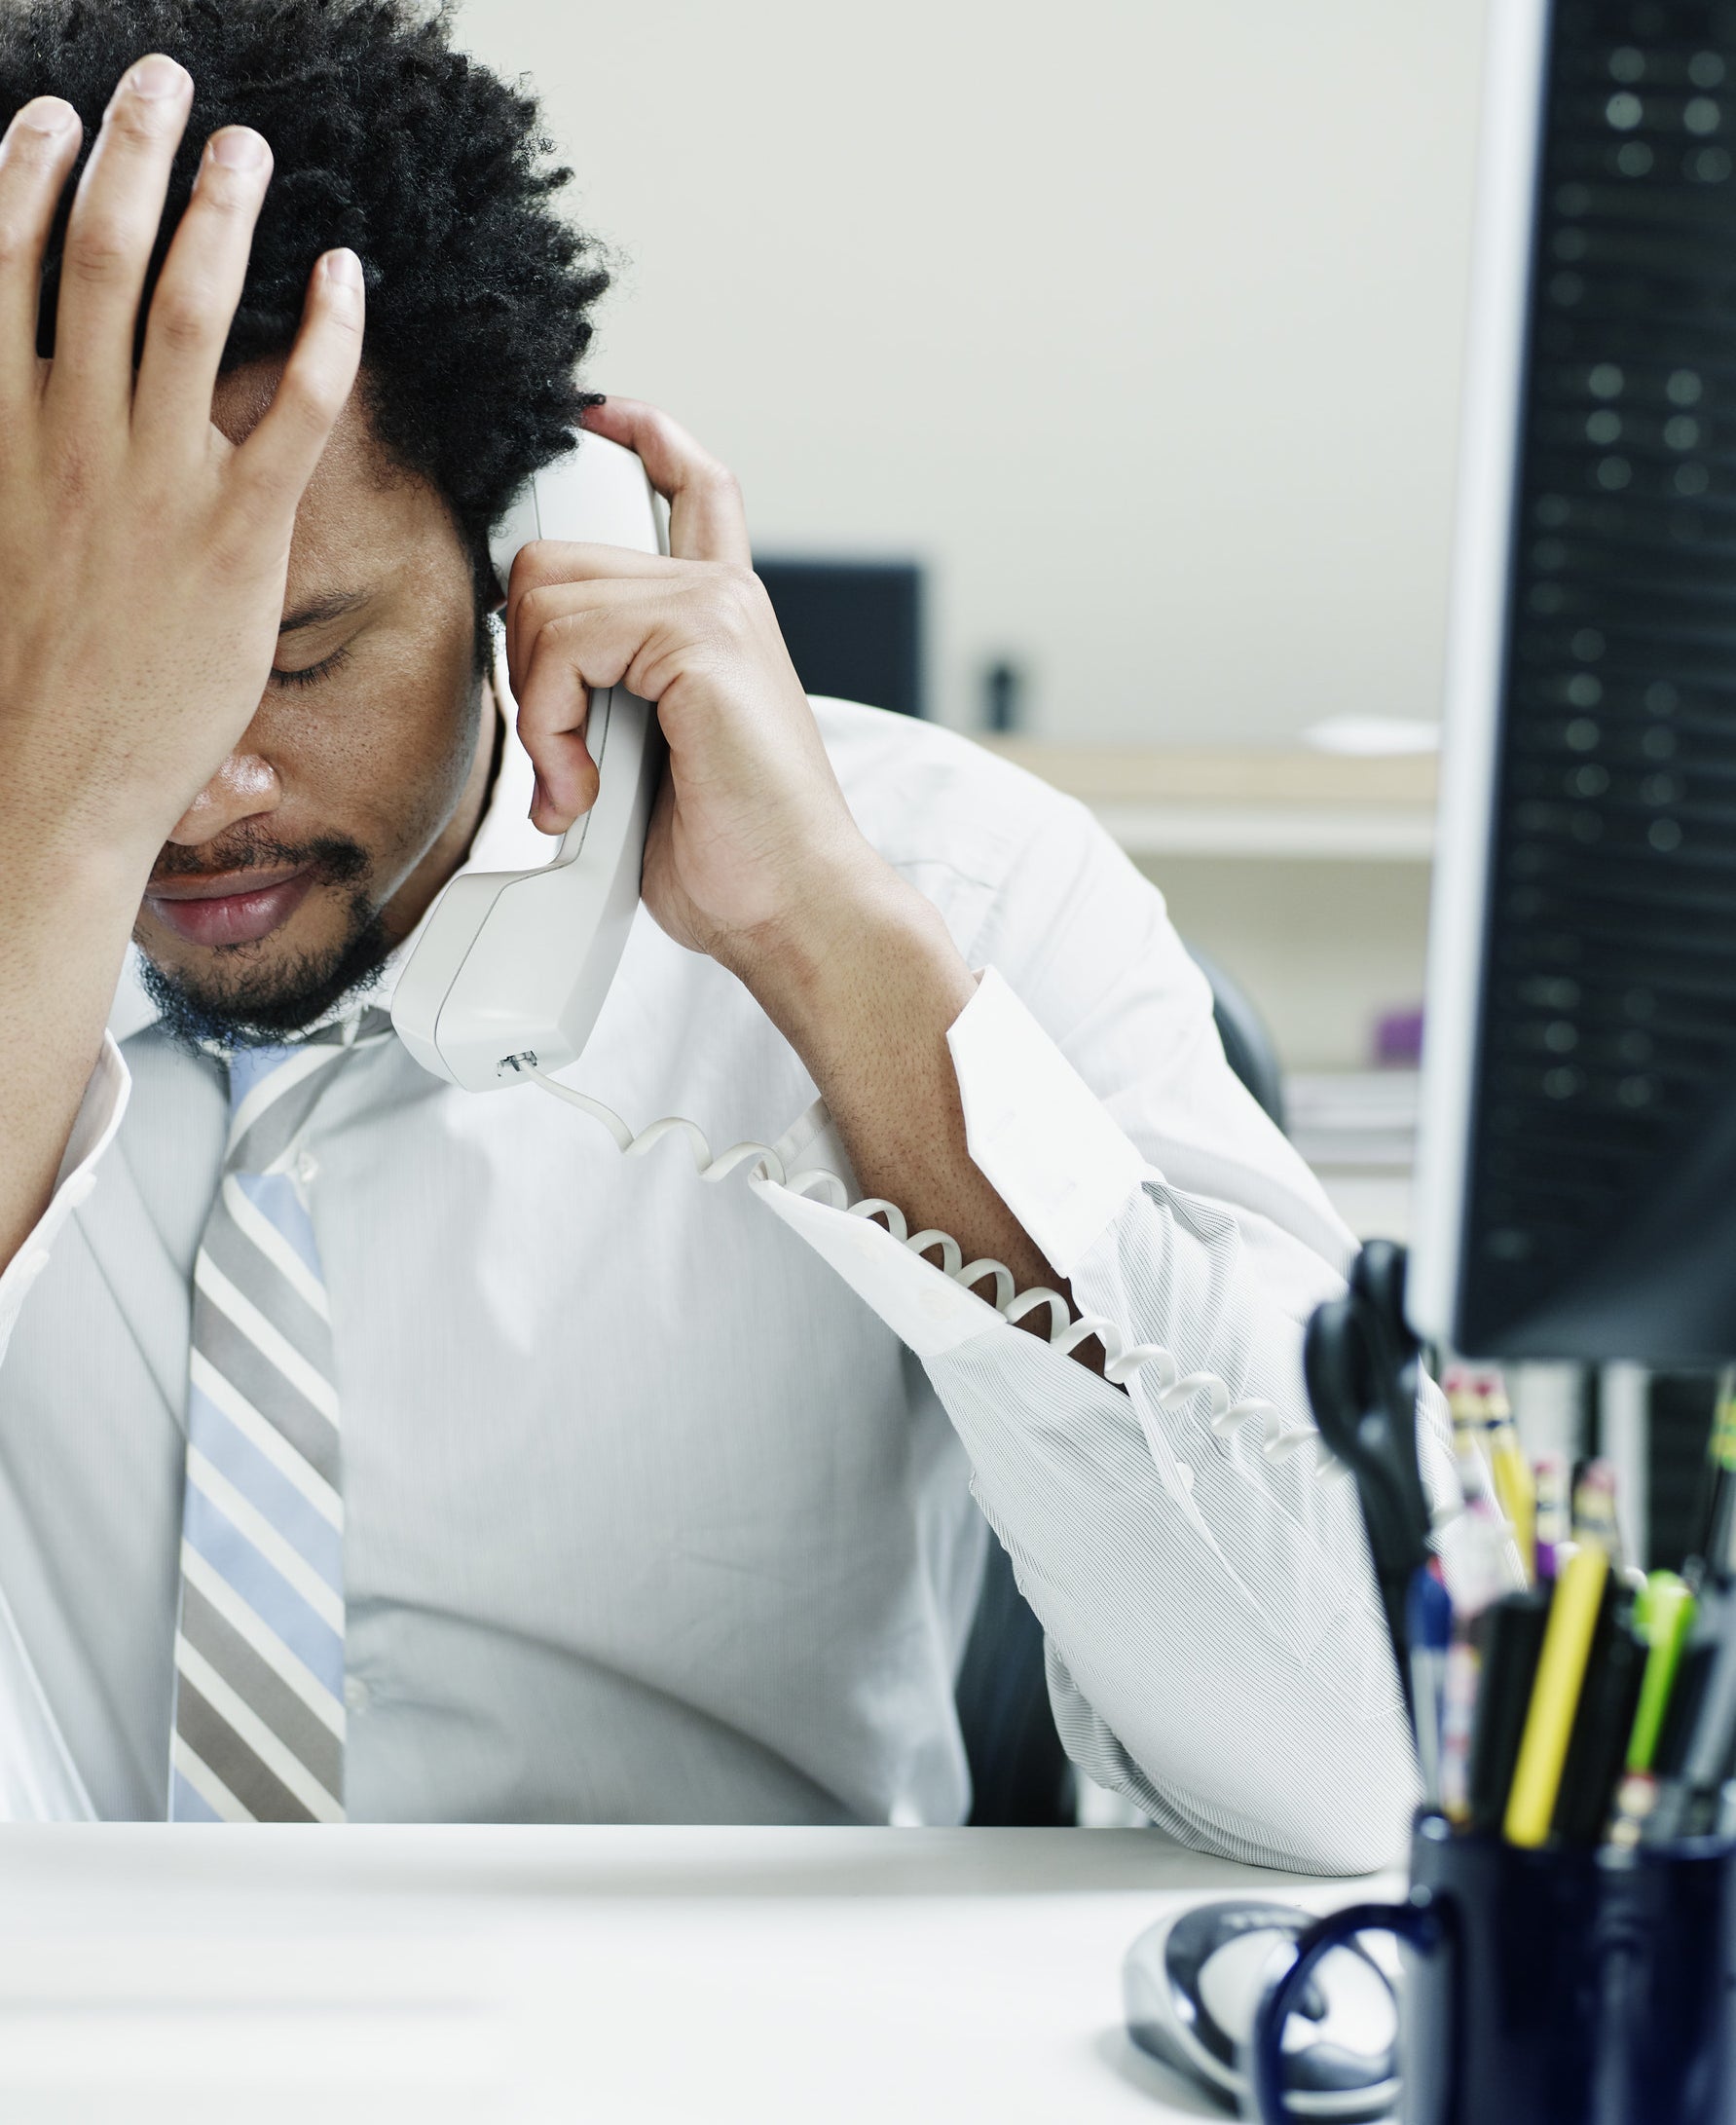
[1251,1812,1736,2125]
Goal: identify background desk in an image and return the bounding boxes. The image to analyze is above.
[0,1827,1392,2122]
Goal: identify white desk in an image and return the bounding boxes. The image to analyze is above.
[0,1827,1390,2123]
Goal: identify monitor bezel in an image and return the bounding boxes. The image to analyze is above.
[1409,0,1556,1350]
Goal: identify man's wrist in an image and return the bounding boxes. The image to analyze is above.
[725,851,977,1082]
[0,799,155,916]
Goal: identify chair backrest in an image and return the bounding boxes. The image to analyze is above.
[955,1537,1077,1827]
[1188,945,1286,1133]
[953,945,1286,1825]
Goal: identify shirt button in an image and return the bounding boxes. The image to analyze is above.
[296,1150,319,1185]
[344,1675,370,1714]
[62,1174,96,1210]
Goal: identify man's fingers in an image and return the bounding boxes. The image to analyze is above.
[133,127,273,450]
[0,98,82,412]
[44,56,192,418]
[229,249,364,524]
[503,550,664,692]
[512,596,689,831]
[516,611,603,832]
[580,396,754,568]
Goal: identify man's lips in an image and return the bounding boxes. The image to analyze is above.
[143,868,317,948]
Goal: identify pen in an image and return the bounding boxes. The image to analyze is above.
[1650,1633,1718,1796]
[1408,1566,1453,1810]
[1646,1584,1736,1843]
[1467,1588,1552,1837]
[1607,1574,1698,1847]
[1439,1502,1512,1827]
[1504,1542,1610,1847]
[1484,1379,1535,1584]
[1572,1459,1624,1571]
[1444,1365,1483,1473]
[1627,1571,1697,1775]
[1553,1589,1643,1845]
[1686,1368,1736,1589]
[1534,1454,1571,1585]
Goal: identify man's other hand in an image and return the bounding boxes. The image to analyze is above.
[500,396,901,988]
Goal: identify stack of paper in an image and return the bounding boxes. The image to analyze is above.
[1286,1072,1420,1174]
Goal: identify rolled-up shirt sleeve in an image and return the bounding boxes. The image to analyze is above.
[754,788,1449,1874]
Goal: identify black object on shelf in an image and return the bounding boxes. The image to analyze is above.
[983,659,1024,733]
[754,557,923,718]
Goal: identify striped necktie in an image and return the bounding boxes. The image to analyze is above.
[168,1009,391,1823]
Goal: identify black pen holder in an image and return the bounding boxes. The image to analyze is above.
[1252,1813,1736,2125]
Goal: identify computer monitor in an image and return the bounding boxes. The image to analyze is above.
[1410,0,1736,1364]
[753,559,924,719]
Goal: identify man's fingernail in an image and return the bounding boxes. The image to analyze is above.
[210,127,267,171]
[16,96,78,136]
[324,247,363,289]
[129,56,186,100]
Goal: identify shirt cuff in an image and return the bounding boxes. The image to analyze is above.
[946,967,1143,1277]
[751,966,1148,1356]
[0,1034,131,1354]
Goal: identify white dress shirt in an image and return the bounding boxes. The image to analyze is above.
[0,695,1450,1867]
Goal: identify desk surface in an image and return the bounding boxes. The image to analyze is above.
[0,1826,1389,2123]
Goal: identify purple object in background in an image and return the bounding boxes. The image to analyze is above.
[1376,1007,1424,1067]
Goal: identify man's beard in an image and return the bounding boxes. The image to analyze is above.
[136,829,393,1054]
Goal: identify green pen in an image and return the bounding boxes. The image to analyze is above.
[1627,1570,1698,1774]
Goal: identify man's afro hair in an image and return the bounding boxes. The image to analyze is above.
[0,0,610,596]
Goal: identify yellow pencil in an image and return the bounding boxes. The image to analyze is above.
[1482,1372,1535,1584]
[1492,1435,1537,1584]
[1503,1542,1609,1846]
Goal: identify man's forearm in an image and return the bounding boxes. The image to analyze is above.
[738,864,1061,1306]
[0,828,141,1268]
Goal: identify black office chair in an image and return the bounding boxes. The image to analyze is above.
[953,948,1286,1826]
[1186,946,1286,1137]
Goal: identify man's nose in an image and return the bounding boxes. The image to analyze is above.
[165,751,282,848]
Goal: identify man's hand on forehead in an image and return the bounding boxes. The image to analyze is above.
[0,54,364,872]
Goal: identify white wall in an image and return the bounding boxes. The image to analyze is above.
[455,0,1489,743]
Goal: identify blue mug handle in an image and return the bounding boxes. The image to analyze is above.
[1250,1895,1444,2125]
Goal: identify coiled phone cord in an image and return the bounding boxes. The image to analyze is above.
[516,1060,1342,1473]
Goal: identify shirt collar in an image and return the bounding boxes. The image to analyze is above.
[108,667,556,1046]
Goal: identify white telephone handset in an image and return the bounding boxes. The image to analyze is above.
[391,433,667,1092]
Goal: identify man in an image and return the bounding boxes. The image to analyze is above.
[0,0,1442,1860]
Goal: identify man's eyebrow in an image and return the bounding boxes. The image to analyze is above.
[278,592,370,636]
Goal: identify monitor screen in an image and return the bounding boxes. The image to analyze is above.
[1411,0,1736,1363]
